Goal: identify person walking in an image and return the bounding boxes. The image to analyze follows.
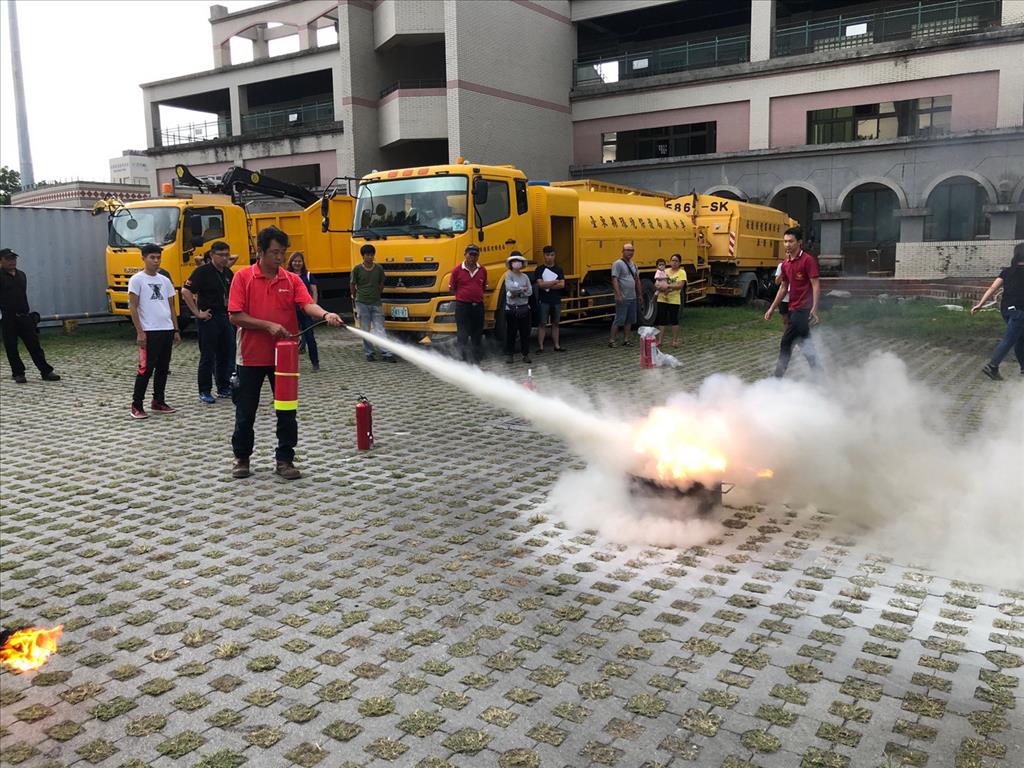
[609,243,642,347]
[764,227,821,378]
[534,245,566,353]
[287,252,322,371]
[655,253,686,347]
[181,240,235,403]
[972,243,1024,380]
[0,248,60,383]
[450,243,487,364]
[227,226,343,480]
[128,244,180,419]
[350,243,395,363]
[503,251,533,364]
[774,260,791,330]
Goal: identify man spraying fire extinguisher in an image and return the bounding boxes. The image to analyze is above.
[227,226,344,480]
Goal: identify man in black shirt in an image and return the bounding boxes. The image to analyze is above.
[181,241,235,402]
[533,245,567,353]
[0,248,60,384]
[972,243,1024,380]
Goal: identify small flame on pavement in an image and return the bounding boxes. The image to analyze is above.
[0,626,63,673]
[632,407,729,485]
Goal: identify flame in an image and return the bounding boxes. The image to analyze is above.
[632,407,728,485]
[0,626,63,672]
[756,469,775,479]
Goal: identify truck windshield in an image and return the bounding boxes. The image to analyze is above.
[353,176,468,235]
[109,207,180,248]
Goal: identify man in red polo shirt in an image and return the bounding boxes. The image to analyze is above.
[449,243,487,363]
[228,226,343,480]
[764,226,821,378]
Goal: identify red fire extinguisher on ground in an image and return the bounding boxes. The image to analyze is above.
[356,395,373,450]
[640,335,656,369]
[274,339,300,410]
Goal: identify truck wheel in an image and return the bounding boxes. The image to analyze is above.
[745,281,758,304]
[639,279,657,325]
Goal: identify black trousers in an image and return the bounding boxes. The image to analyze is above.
[773,308,820,378]
[231,365,298,462]
[196,312,235,394]
[455,301,484,364]
[133,329,174,407]
[2,315,53,378]
[504,308,531,357]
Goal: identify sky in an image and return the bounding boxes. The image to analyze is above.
[0,0,290,183]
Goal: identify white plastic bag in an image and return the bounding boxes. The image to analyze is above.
[637,327,680,368]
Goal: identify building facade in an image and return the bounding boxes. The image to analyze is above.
[10,181,150,209]
[141,0,1024,275]
[109,151,153,186]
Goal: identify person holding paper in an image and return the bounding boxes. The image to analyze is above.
[534,245,566,353]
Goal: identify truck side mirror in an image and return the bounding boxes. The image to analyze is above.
[472,177,488,206]
[321,196,330,232]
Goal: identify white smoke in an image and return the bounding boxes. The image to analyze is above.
[348,328,1024,584]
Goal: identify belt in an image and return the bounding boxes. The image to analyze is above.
[456,300,483,306]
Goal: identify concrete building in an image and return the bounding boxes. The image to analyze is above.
[141,0,1024,276]
[109,151,152,185]
[10,181,149,209]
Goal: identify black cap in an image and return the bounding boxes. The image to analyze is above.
[0,248,19,259]
[465,244,480,254]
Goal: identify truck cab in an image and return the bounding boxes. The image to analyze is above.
[105,195,248,316]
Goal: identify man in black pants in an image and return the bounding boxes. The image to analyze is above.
[181,241,235,403]
[449,244,487,364]
[0,248,60,383]
[128,244,180,419]
[764,227,821,378]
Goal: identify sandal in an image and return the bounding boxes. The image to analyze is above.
[622,340,631,347]
[608,341,616,348]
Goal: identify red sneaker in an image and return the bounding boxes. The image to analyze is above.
[150,400,177,414]
[130,405,148,420]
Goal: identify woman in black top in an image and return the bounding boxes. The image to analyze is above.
[288,252,320,371]
[972,243,1024,380]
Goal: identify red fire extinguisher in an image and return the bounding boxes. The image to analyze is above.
[640,335,655,369]
[356,395,373,450]
[274,339,300,410]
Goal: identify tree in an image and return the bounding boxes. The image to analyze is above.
[0,166,21,205]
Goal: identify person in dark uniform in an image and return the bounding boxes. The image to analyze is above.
[181,241,235,402]
[0,248,60,384]
[972,243,1024,380]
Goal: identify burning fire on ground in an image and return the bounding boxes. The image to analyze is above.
[0,625,63,673]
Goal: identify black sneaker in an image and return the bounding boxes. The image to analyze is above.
[522,355,532,364]
[13,374,27,384]
[366,354,376,362]
[982,363,1002,381]
[505,356,514,364]
[42,372,61,381]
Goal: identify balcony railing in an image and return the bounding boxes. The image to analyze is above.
[240,100,336,135]
[380,79,446,98]
[574,33,750,87]
[157,118,230,148]
[775,0,1001,57]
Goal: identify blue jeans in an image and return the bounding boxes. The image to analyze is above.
[990,308,1024,371]
[356,302,392,358]
[296,312,319,367]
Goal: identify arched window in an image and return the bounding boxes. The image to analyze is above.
[926,177,989,241]
[844,184,898,244]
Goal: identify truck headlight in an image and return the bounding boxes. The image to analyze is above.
[436,301,455,314]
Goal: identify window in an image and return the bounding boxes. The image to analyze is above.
[847,186,898,243]
[926,179,988,240]
[475,180,510,228]
[515,178,529,215]
[603,122,716,162]
[808,95,952,144]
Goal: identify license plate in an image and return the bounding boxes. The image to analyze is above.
[390,306,409,319]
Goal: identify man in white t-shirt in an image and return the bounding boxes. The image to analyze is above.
[128,244,179,420]
[774,261,790,329]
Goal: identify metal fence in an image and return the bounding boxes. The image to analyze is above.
[240,101,335,135]
[0,206,110,319]
[156,118,231,148]
[775,0,1001,56]
[574,34,750,87]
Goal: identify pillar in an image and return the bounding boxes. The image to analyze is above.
[298,22,318,51]
[146,101,163,148]
[895,208,929,243]
[984,204,1024,240]
[252,24,269,60]
[749,0,777,62]
[814,212,849,271]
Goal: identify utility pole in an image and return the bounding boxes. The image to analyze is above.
[7,0,35,187]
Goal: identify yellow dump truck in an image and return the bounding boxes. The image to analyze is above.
[101,165,352,318]
[666,193,797,302]
[323,161,708,339]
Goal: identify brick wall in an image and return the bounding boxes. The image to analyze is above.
[894,241,1023,278]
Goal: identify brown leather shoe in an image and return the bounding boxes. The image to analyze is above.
[231,458,252,479]
[275,460,301,480]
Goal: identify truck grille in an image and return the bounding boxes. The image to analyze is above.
[384,276,435,289]
[381,263,439,272]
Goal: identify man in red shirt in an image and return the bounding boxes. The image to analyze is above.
[764,226,821,378]
[449,243,487,363]
[228,226,343,479]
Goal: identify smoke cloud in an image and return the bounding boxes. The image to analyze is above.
[347,328,1024,584]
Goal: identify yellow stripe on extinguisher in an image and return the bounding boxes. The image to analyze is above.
[276,372,300,377]
[274,400,298,411]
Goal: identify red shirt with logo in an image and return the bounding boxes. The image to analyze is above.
[449,262,488,304]
[228,264,313,366]
[780,251,819,311]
